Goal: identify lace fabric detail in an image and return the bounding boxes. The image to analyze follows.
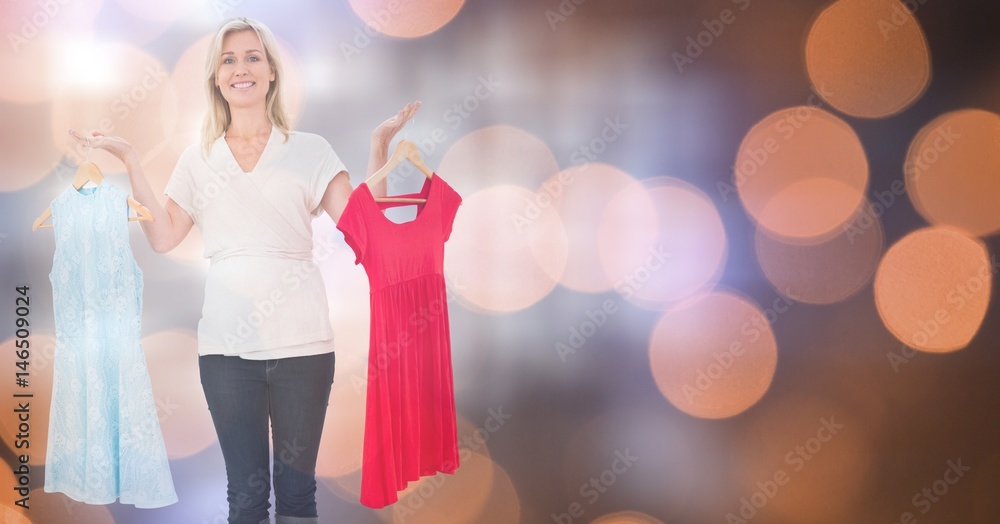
[44,180,177,508]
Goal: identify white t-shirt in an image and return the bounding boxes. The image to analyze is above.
[164,125,347,360]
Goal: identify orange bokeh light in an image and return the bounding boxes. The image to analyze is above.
[0,101,66,193]
[5,489,116,523]
[0,334,56,466]
[50,43,173,168]
[874,226,991,353]
[315,221,373,364]
[736,107,868,243]
[389,451,512,524]
[649,291,778,419]
[444,185,567,313]
[315,366,368,479]
[143,330,216,459]
[321,415,492,509]
[735,396,875,523]
[160,35,214,155]
[905,109,1000,237]
[349,0,465,38]
[438,125,560,198]
[0,0,103,104]
[592,511,665,524]
[755,203,883,304]
[0,502,28,524]
[805,0,931,118]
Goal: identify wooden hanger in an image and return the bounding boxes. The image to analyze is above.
[32,158,155,231]
[365,140,433,204]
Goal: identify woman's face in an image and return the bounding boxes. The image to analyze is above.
[215,29,274,110]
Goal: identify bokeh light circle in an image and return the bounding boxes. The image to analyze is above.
[390,451,520,524]
[444,185,568,313]
[874,226,991,353]
[160,35,215,156]
[0,0,103,104]
[316,364,368,479]
[649,291,778,419]
[6,489,115,523]
[736,107,868,242]
[905,109,1000,237]
[349,0,465,38]
[592,511,665,524]
[805,0,931,118]
[479,462,522,524]
[0,502,28,524]
[755,202,884,304]
[0,102,64,193]
[600,176,727,308]
[548,163,645,293]
[0,35,57,105]
[438,125,560,198]
[0,334,56,466]
[50,42,173,170]
[736,396,875,522]
[321,415,492,508]
[316,221,372,361]
[143,330,216,459]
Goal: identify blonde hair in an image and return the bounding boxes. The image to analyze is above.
[201,16,290,156]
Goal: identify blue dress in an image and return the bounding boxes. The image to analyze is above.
[44,178,177,508]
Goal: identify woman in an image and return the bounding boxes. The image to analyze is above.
[68,16,417,524]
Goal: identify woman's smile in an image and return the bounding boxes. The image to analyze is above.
[216,29,273,104]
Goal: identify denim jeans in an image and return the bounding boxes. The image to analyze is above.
[199,352,336,524]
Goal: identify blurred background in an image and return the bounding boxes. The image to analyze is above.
[2,0,1000,522]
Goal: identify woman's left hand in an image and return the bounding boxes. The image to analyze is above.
[372,101,420,148]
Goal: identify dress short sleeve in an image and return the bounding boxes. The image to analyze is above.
[438,176,462,242]
[163,149,198,222]
[336,190,367,265]
[309,143,348,218]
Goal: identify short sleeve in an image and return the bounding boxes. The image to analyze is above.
[335,191,367,265]
[438,176,462,242]
[163,148,199,222]
[309,143,348,218]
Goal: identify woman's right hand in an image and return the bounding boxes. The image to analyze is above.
[67,128,135,163]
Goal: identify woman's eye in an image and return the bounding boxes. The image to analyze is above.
[248,56,259,62]
[223,57,233,64]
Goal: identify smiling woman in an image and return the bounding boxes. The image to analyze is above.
[66,15,420,524]
[201,21,284,163]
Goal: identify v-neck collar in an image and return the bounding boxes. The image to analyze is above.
[218,124,278,175]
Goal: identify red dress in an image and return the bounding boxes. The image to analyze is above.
[336,173,462,508]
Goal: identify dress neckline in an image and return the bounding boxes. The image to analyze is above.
[359,175,436,227]
[69,178,104,199]
[221,124,277,175]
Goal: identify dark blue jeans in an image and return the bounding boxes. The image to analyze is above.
[199,352,335,524]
